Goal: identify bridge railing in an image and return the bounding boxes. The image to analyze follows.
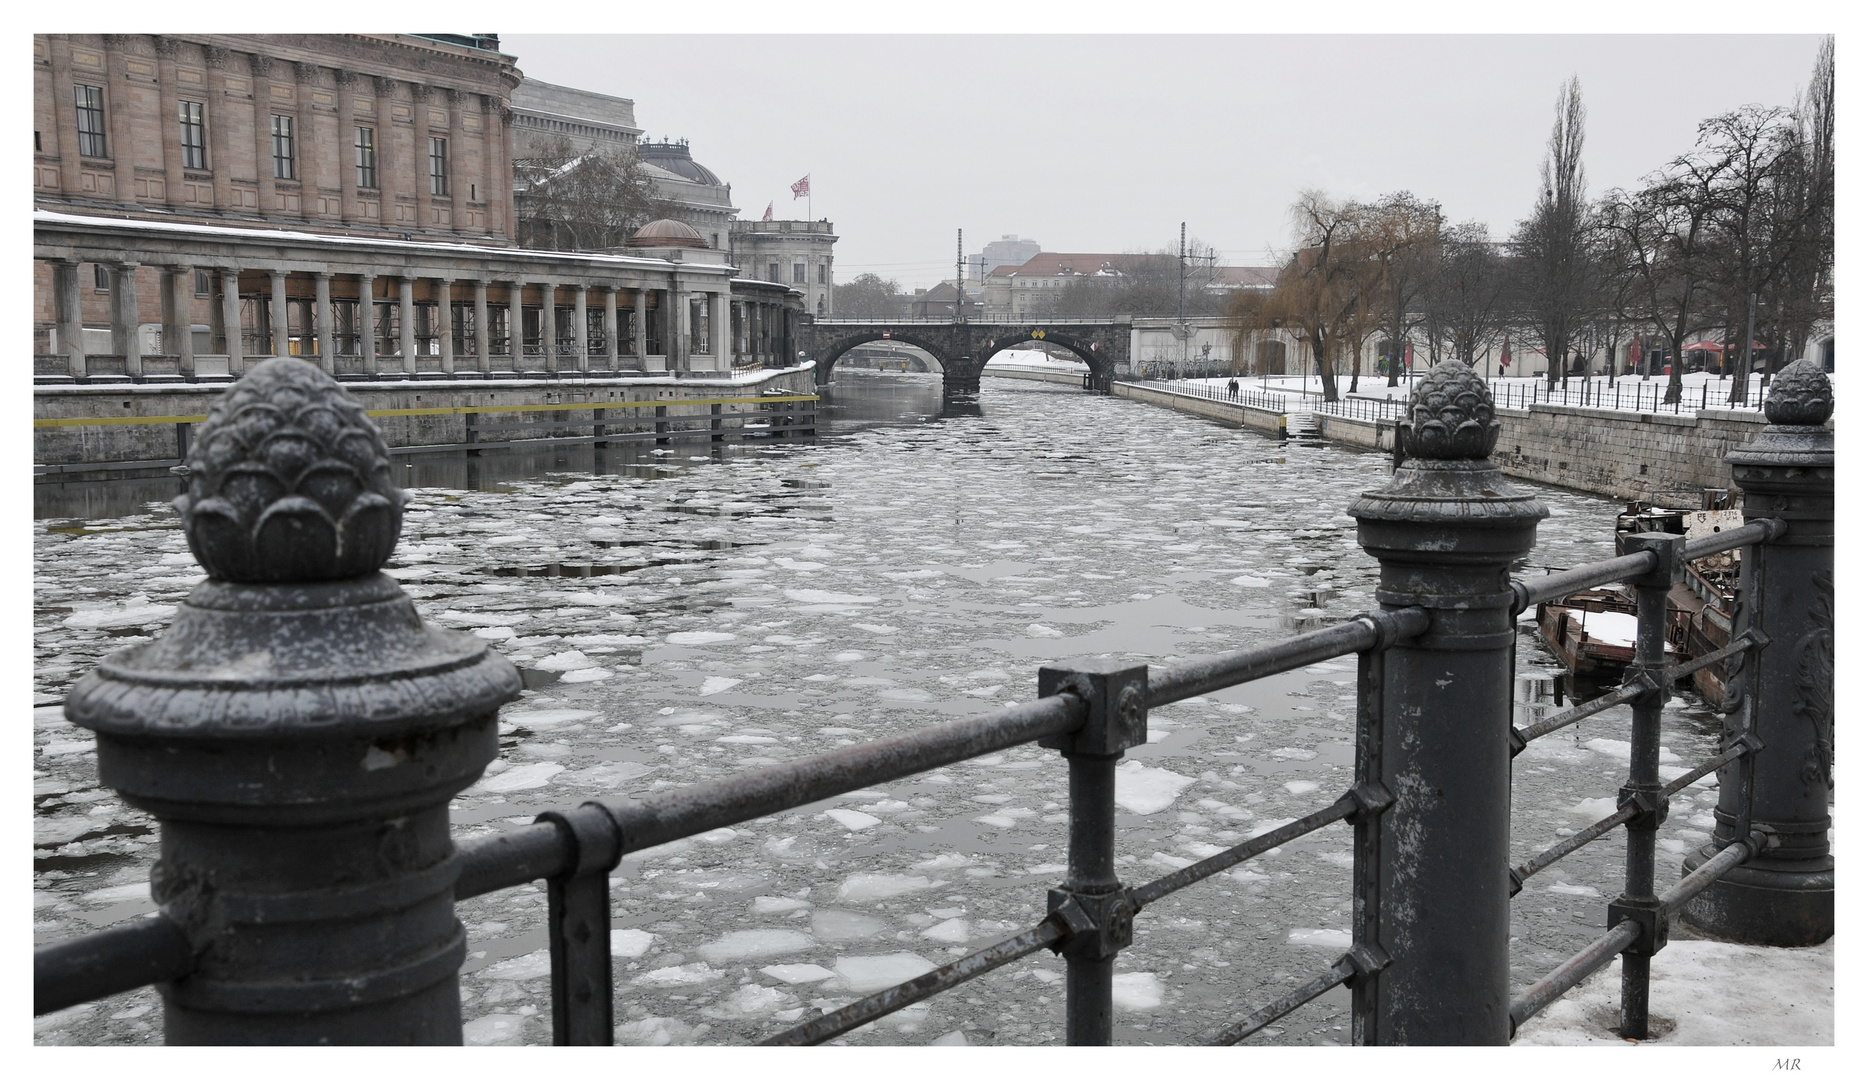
[33,359,1833,1045]
[805,316,1131,326]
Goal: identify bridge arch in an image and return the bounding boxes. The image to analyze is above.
[977,327,1117,390]
[810,329,953,386]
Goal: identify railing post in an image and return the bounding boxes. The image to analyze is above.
[1610,533,1687,1039]
[1682,358,1833,945]
[61,359,522,1044]
[1038,659,1148,1046]
[1347,362,1547,1044]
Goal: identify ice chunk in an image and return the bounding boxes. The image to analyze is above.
[1114,761,1195,815]
[837,873,935,903]
[477,762,563,793]
[698,676,743,696]
[696,929,815,964]
[1111,972,1163,1011]
[825,808,881,831]
[482,949,552,981]
[62,599,176,629]
[751,895,811,915]
[784,589,878,604]
[706,983,793,1018]
[633,962,721,987]
[1282,780,1320,795]
[504,709,598,728]
[1025,623,1064,638]
[560,668,612,683]
[611,929,654,958]
[615,1016,708,1046]
[1287,928,1352,948]
[811,909,888,942]
[761,964,836,985]
[1570,797,1619,819]
[854,623,900,634]
[834,953,937,993]
[1230,576,1270,587]
[462,1013,527,1046]
[919,918,971,944]
[532,649,598,672]
[913,853,973,872]
[1548,882,1602,898]
[668,631,736,645]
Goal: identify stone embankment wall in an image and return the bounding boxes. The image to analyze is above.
[981,365,1087,387]
[1313,403,1783,502]
[35,366,817,475]
[1111,380,1287,438]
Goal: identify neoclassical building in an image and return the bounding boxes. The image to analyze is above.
[32,33,802,383]
[731,219,837,317]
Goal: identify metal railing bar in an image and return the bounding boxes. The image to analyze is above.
[1510,552,1657,615]
[1146,609,1428,709]
[1514,679,1650,749]
[1205,956,1358,1045]
[1665,633,1759,683]
[1682,519,1781,561]
[1129,793,1360,908]
[455,693,1087,899]
[759,919,1067,1046]
[1514,806,1639,889]
[1509,920,1643,1034]
[1660,831,1766,915]
[33,915,195,1016]
[1512,743,1751,891]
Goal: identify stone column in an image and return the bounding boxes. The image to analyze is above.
[270,269,289,357]
[572,284,589,373]
[411,84,434,233]
[357,273,376,377]
[250,54,276,218]
[670,281,688,374]
[712,292,727,372]
[539,281,558,375]
[1347,363,1547,1044]
[373,77,400,231]
[481,97,508,240]
[49,38,83,199]
[111,262,143,376]
[446,89,466,235]
[507,281,524,371]
[472,280,490,374]
[633,290,648,368]
[155,37,185,211]
[335,71,359,225]
[1681,361,1834,947]
[398,275,416,373]
[202,47,233,211]
[219,268,244,376]
[102,36,139,207]
[436,278,454,375]
[293,62,320,223]
[55,260,88,377]
[602,288,618,371]
[162,265,194,375]
[313,272,334,374]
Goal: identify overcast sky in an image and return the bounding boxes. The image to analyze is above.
[503,32,1827,290]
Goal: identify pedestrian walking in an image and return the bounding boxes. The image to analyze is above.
[1226,377,1239,400]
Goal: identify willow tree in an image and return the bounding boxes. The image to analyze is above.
[1226,192,1375,402]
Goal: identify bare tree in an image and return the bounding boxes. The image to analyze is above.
[1227,192,1375,402]
[1362,192,1444,386]
[513,136,669,252]
[831,273,905,318]
[1427,222,1511,369]
[1512,77,1594,387]
[1600,158,1722,403]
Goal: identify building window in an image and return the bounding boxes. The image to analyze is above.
[429,137,449,196]
[179,100,206,170]
[271,114,295,180]
[354,126,377,188]
[690,297,710,354]
[792,263,806,284]
[93,264,109,291]
[195,269,211,296]
[75,84,107,158]
[768,262,780,282]
[818,263,826,285]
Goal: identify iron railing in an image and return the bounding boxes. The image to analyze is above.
[34,525,1781,1043]
[1486,378,1768,415]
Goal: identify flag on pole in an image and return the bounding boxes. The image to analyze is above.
[790,175,810,199]
[762,201,773,221]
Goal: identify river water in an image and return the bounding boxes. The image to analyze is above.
[32,370,1732,1046]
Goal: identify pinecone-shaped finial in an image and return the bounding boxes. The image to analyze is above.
[1763,358,1833,427]
[175,358,404,582]
[1406,361,1499,460]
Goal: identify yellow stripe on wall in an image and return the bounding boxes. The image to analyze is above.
[34,395,819,429]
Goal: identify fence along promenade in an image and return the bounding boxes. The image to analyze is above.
[33,357,1833,1044]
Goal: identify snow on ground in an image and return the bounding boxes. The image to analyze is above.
[1514,938,1833,1045]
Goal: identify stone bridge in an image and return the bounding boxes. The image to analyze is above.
[800,318,1132,394]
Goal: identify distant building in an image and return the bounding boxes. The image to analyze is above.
[971,234,1040,281]
[981,252,1278,319]
[906,281,978,319]
[638,139,736,248]
[731,219,836,317]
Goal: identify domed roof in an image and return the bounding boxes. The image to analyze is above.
[626,218,709,249]
[639,139,723,187]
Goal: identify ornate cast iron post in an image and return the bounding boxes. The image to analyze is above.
[64,358,522,1044]
[1347,362,1547,1044]
[1682,358,1833,945]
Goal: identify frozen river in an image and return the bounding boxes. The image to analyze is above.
[33,370,1734,1046]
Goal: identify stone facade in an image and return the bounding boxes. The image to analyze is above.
[731,220,836,316]
[33,34,520,243]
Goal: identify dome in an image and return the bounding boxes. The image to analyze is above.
[638,139,723,187]
[626,218,709,249]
